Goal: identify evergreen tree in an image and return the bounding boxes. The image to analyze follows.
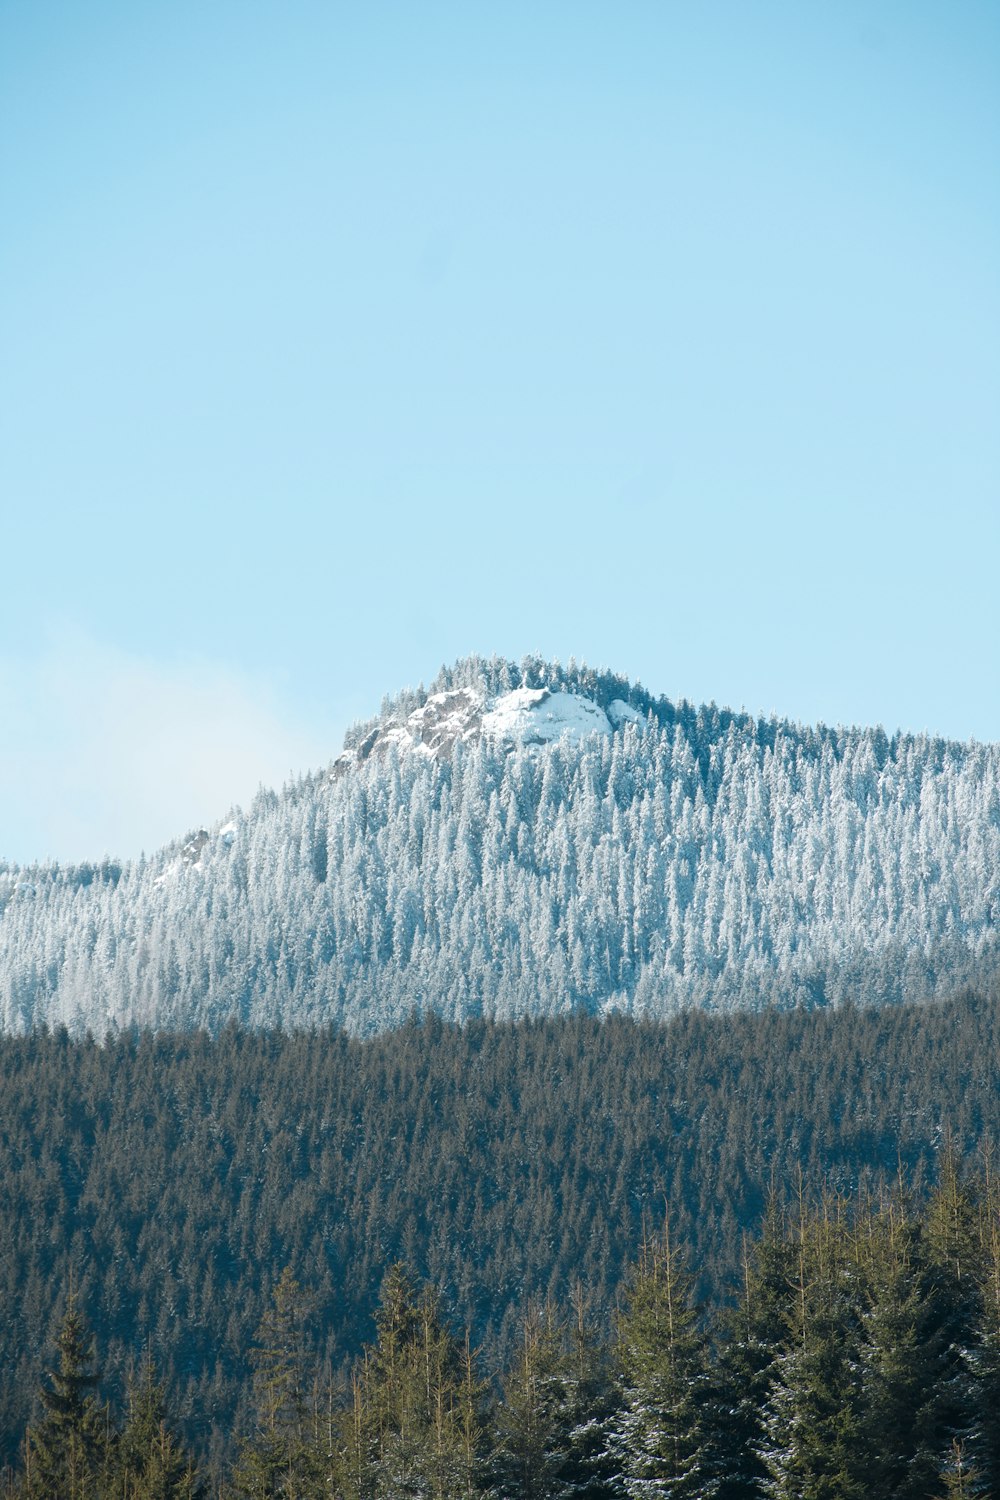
[922,1157,983,1476]
[550,1285,620,1500]
[487,1304,569,1500]
[23,1292,113,1500]
[231,1268,323,1499]
[349,1262,483,1500]
[117,1354,202,1499]
[857,1208,955,1500]
[713,1210,797,1500]
[609,1215,717,1500]
[966,1204,1000,1496]
[757,1211,866,1500]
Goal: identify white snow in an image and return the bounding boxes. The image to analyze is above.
[336,684,618,772]
[482,688,612,745]
[406,688,484,754]
[371,689,486,760]
[608,699,646,729]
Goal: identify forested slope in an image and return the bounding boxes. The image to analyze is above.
[2,656,999,1035]
[7,1171,1000,1498]
[1,989,997,1470]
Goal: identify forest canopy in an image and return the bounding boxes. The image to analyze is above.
[1,988,997,1484]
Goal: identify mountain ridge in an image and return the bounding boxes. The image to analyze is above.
[2,654,998,1035]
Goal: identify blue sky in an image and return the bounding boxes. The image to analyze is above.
[2,0,998,862]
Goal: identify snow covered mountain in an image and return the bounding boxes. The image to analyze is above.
[333,682,640,772]
[1,654,999,1035]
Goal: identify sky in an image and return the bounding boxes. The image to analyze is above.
[1,0,998,864]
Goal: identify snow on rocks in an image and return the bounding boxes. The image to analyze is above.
[332,684,617,777]
[481,688,612,745]
[405,687,484,755]
[608,699,646,729]
[154,822,237,886]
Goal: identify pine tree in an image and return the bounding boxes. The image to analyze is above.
[713,1210,798,1500]
[757,1208,866,1500]
[349,1262,483,1500]
[966,1206,1000,1496]
[231,1267,323,1499]
[117,1354,202,1499]
[609,1215,717,1500]
[857,1206,955,1500]
[552,1283,620,1500]
[23,1291,113,1500]
[487,1304,569,1500]
[922,1156,984,1478]
[937,1439,978,1499]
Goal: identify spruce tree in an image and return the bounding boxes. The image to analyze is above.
[231,1268,323,1499]
[713,1210,797,1500]
[758,1209,866,1500]
[551,1284,619,1500]
[487,1304,570,1500]
[349,1262,483,1500]
[608,1215,717,1500]
[966,1209,1000,1496]
[857,1207,955,1500]
[117,1354,202,1499]
[23,1292,113,1500]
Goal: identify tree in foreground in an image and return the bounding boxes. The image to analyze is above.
[344,1262,485,1500]
[117,1354,203,1499]
[608,1213,717,1500]
[21,1292,112,1500]
[231,1267,324,1499]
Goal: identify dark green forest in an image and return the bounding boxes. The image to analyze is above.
[5,1165,1000,1497]
[1,987,998,1488]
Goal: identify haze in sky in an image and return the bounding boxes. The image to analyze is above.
[2,1,998,863]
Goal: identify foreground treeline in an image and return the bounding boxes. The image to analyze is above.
[1,993,999,1470]
[6,1164,1000,1498]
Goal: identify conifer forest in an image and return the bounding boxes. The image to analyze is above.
[2,660,1000,1496]
[6,0,996,1481]
[4,1151,1000,1498]
[2,990,999,1496]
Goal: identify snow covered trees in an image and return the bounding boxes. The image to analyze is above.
[3,656,1000,1037]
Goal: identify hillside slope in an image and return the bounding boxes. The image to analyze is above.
[0,990,997,1468]
[1,655,998,1034]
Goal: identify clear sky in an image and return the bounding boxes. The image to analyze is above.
[2,0,998,864]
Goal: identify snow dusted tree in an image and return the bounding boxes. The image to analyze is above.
[348,1263,484,1500]
[608,1212,717,1500]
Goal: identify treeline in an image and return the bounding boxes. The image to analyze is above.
[1,993,999,1474]
[6,1165,1000,1497]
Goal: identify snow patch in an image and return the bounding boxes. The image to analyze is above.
[608,700,646,729]
[333,683,620,776]
[482,689,612,745]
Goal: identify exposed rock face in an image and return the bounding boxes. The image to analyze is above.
[181,830,210,866]
[481,687,612,745]
[331,684,617,777]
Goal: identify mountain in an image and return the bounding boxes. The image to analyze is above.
[2,653,999,1035]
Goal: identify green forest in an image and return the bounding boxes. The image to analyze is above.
[1,986,998,1492]
[5,1163,999,1497]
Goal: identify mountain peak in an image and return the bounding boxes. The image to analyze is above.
[333,679,637,778]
